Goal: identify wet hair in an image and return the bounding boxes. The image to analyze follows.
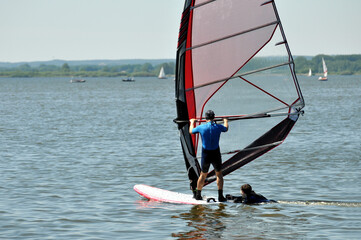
[241,184,252,194]
[205,110,215,120]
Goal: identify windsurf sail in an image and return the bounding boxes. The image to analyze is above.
[174,0,305,191]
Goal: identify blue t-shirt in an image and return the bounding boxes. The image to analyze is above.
[192,121,228,150]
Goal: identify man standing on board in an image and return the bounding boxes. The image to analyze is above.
[189,110,228,202]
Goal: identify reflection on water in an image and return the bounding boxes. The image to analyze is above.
[134,197,361,240]
[171,204,229,240]
[279,200,361,208]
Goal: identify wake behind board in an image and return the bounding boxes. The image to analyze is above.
[134,184,217,205]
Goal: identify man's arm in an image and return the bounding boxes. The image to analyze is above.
[189,119,197,134]
[223,118,229,131]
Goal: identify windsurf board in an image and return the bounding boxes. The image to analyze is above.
[134,184,218,205]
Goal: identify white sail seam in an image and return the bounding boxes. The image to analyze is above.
[186,61,292,92]
[192,0,217,9]
[186,21,279,51]
[223,141,283,155]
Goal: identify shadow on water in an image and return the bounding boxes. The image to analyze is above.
[171,204,230,240]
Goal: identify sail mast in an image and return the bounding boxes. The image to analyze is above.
[174,0,201,191]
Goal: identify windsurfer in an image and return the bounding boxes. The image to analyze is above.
[189,110,228,202]
[226,184,276,204]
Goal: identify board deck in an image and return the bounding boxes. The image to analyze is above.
[134,184,217,205]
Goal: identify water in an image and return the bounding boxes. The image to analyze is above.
[0,76,360,239]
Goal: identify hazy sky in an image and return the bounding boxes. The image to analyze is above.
[1,0,360,62]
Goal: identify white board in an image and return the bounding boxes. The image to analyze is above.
[134,184,217,205]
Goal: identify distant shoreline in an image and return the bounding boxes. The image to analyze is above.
[0,59,175,78]
[1,74,359,79]
[1,54,361,77]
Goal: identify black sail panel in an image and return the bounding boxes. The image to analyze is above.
[204,117,296,185]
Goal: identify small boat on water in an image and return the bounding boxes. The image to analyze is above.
[122,77,135,82]
[158,67,167,79]
[70,77,86,83]
[318,58,328,81]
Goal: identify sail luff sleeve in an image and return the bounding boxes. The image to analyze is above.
[175,1,201,191]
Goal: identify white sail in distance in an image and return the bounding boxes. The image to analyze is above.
[158,67,166,79]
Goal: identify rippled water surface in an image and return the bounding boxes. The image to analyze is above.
[0,76,360,239]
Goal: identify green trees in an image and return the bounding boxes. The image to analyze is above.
[0,62,176,78]
[61,63,70,72]
[294,55,361,75]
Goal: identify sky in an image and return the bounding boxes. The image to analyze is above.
[1,0,360,63]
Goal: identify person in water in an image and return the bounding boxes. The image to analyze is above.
[189,110,228,202]
[226,184,275,204]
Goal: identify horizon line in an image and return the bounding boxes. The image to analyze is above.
[2,53,361,64]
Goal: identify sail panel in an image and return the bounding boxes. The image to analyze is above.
[192,0,277,47]
[189,0,280,118]
[191,24,278,118]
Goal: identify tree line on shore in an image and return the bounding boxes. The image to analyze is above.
[0,62,175,78]
[295,54,361,75]
[0,54,360,78]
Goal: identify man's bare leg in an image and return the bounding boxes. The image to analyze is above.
[216,171,226,202]
[215,171,224,190]
[197,172,208,191]
[195,172,208,200]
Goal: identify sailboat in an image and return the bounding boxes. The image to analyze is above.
[308,68,312,77]
[174,0,305,192]
[318,58,328,81]
[122,77,135,82]
[70,76,86,83]
[158,67,167,79]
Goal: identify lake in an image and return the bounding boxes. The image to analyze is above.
[0,75,360,239]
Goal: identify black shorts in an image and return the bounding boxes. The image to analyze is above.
[201,147,222,173]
